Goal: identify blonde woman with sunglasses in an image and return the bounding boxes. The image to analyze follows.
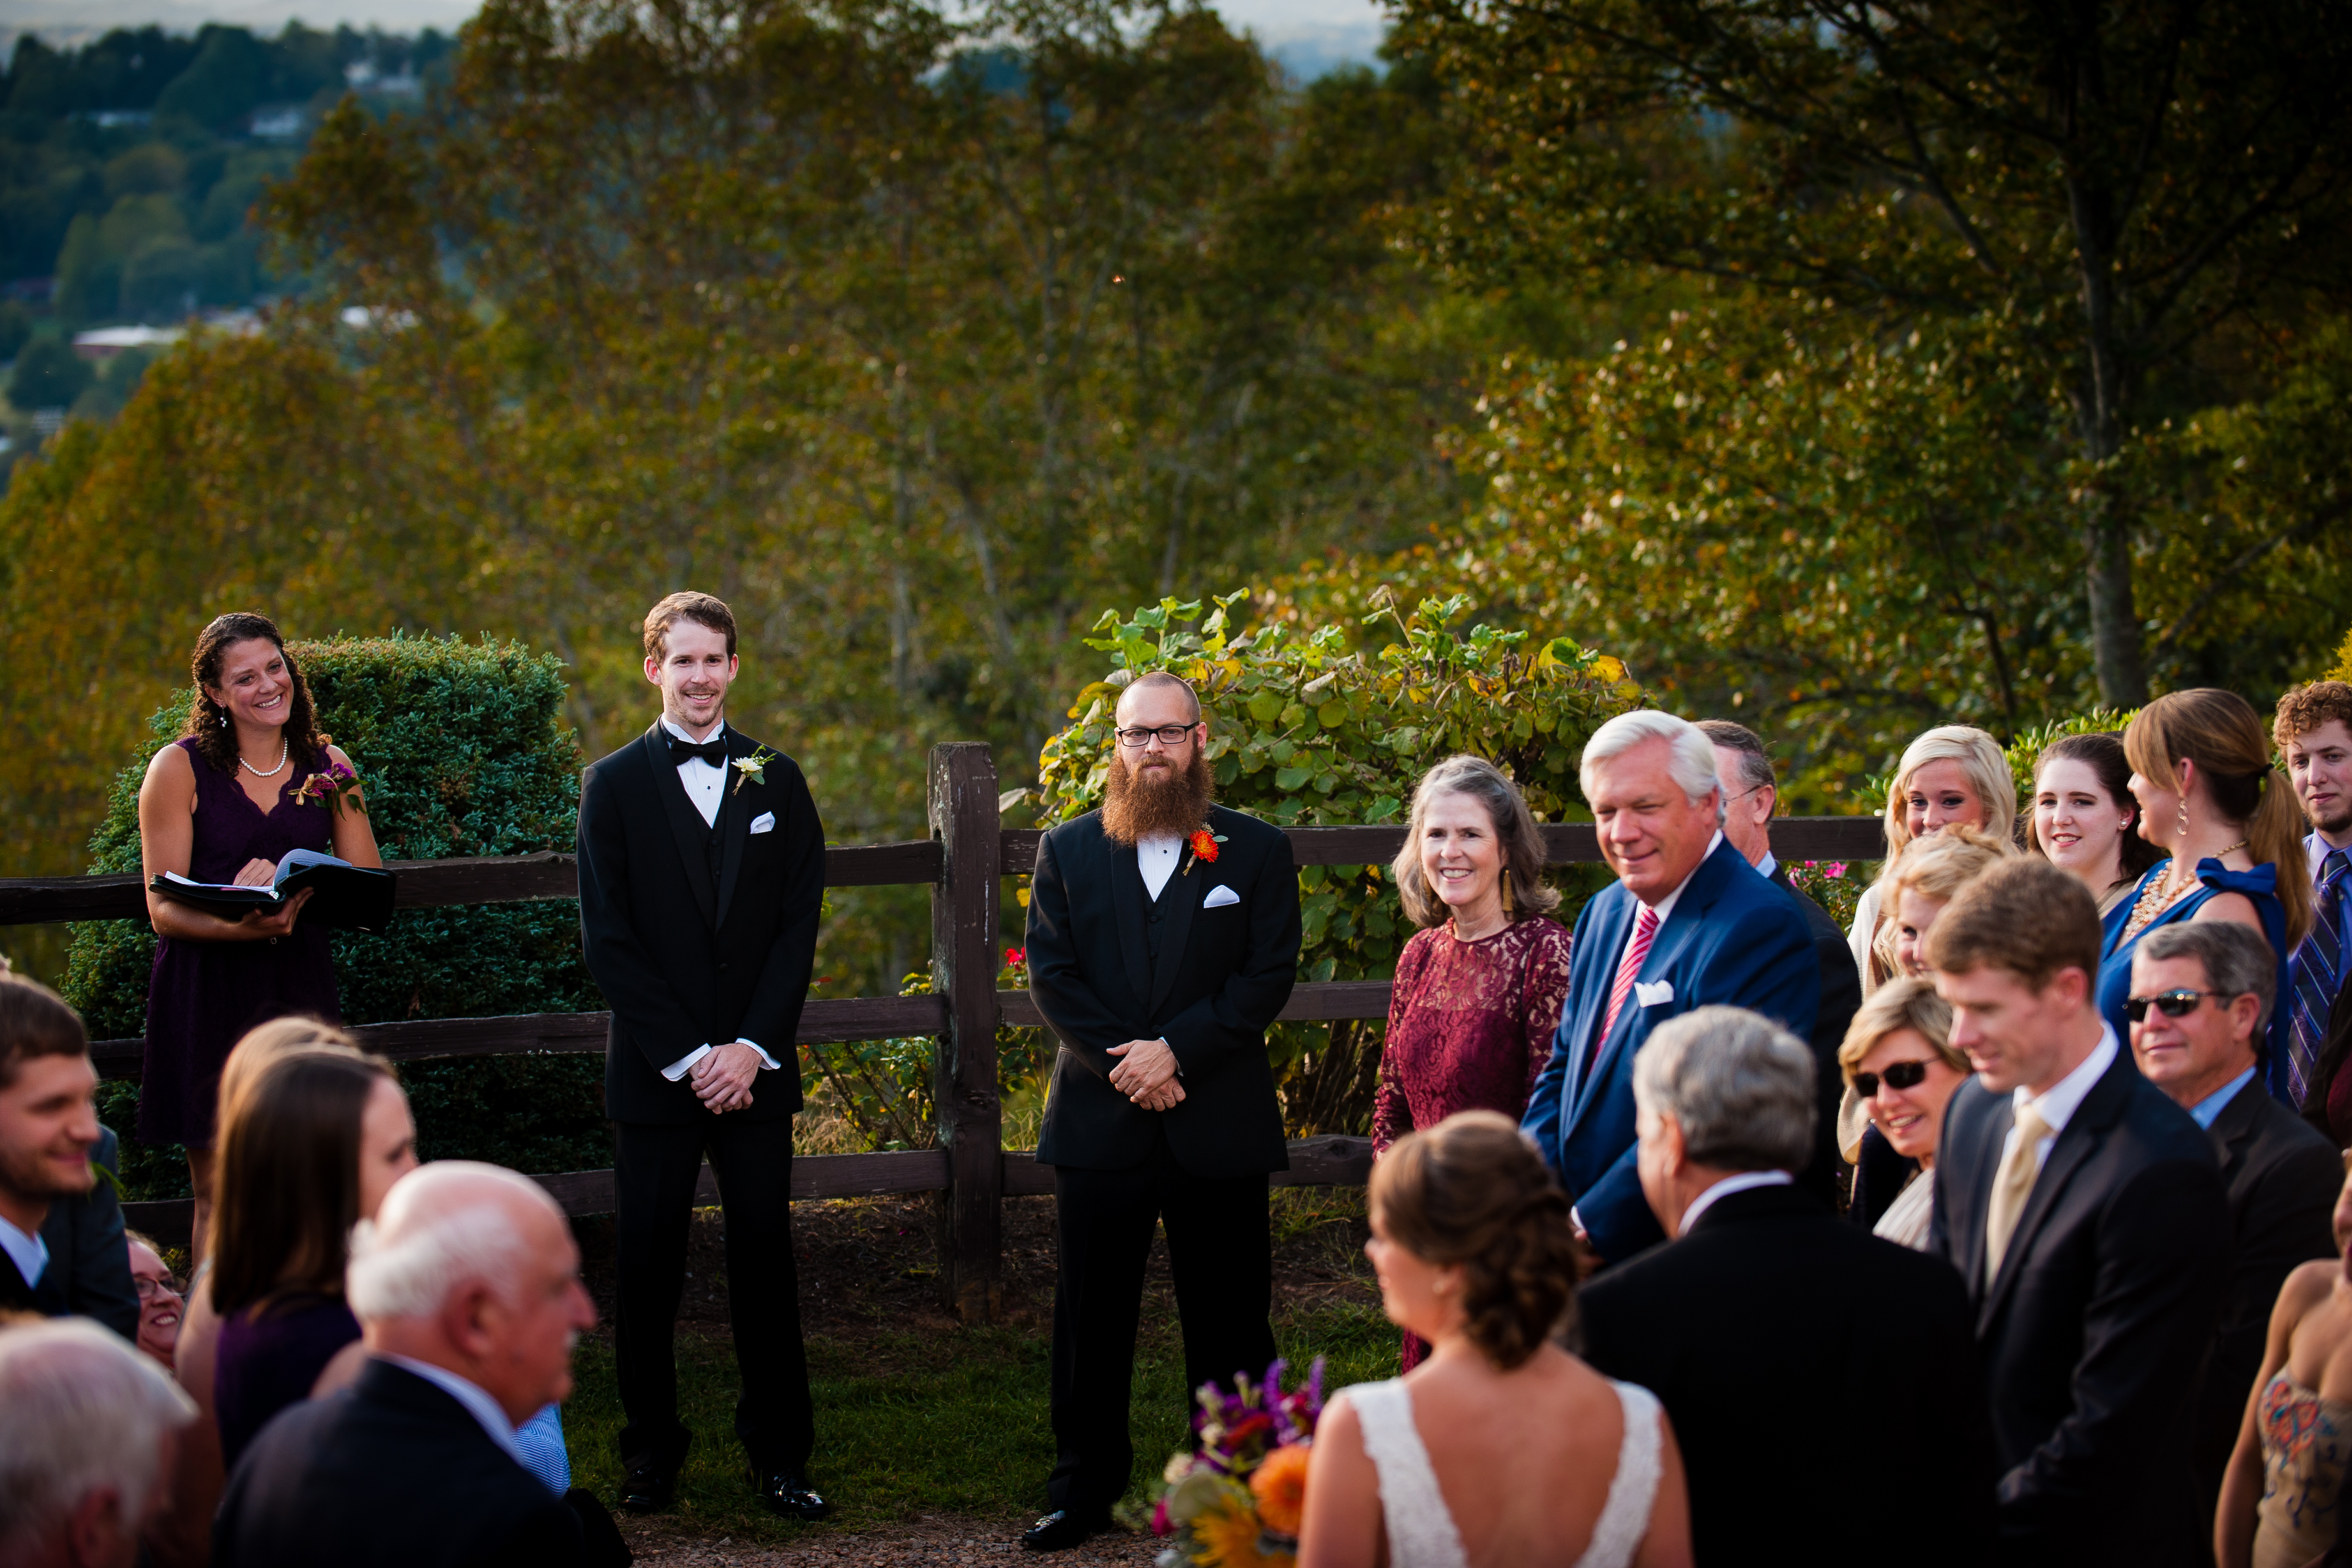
[1836,979,1971,1250]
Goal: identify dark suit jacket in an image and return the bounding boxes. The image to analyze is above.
[577,723,825,1125]
[1027,806,1301,1178]
[214,1359,583,1568]
[1579,1183,1995,1566]
[1769,862,1864,1205]
[1522,838,1819,1262]
[2192,1076,2341,1511]
[32,1125,137,1340]
[0,1126,138,1339]
[1931,1052,2232,1566]
[2302,961,2352,1144]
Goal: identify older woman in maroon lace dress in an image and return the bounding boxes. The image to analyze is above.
[1375,755,1575,1369]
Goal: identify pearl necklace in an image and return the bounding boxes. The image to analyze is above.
[240,739,290,779]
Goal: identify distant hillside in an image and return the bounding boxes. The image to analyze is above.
[0,23,450,324]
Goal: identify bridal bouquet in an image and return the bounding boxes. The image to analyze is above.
[1149,1359,1323,1568]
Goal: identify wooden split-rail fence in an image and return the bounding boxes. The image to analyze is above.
[0,744,1888,1321]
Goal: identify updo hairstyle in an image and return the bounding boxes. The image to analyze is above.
[1369,1110,1577,1369]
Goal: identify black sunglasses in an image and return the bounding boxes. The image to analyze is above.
[1852,1060,1934,1098]
[2124,988,2233,1022]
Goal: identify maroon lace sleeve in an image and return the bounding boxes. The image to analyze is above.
[1519,918,1574,1105]
[1373,930,1439,1151]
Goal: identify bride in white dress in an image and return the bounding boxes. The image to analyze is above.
[1297,1112,1691,1568]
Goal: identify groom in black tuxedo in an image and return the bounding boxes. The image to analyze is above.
[576,591,832,1522]
[1018,672,1302,1552]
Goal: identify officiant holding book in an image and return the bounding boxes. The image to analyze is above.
[575,591,832,1524]
[135,612,382,1266]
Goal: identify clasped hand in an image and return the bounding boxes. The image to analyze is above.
[689,1041,762,1114]
[1107,1038,1183,1112]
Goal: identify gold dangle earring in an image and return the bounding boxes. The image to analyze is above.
[1500,867,1513,916]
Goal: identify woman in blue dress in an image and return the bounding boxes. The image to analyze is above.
[2102,689,2315,1104]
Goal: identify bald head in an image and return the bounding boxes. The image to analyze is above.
[348,1162,594,1423]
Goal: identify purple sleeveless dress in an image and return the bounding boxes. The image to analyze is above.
[139,737,342,1148]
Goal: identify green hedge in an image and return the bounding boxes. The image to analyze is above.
[64,635,607,1199]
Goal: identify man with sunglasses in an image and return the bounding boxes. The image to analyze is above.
[1927,857,2229,1567]
[1017,672,1302,1552]
[2127,920,2339,1548]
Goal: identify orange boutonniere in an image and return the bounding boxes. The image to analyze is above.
[1181,825,1226,876]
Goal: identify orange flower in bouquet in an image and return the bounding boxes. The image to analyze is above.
[1149,1361,1322,1568]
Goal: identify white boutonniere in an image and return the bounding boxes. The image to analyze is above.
[733,747,775,796]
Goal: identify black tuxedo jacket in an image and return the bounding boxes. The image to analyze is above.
[577,722,825,1125]
[1930,1053,2232,1566]
[1578,1184,1995,1566]
[1027,806,1301,1178]
[2192,1078,2341,1501]
[214,1359,584,1568]
[1768,863,1864,1204]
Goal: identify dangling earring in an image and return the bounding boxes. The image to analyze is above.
[2176,801,2191,841]
[1500,867,1513,916]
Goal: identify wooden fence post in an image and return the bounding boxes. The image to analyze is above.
[928,743,1003,1321]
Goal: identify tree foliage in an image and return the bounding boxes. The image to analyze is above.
[1392,0,2352,705]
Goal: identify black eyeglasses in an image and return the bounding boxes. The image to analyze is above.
[2124,988,2233,1022]
[1851,1060,1934,1098]
[133,1274,181,1303]
[1114,724,1200,748]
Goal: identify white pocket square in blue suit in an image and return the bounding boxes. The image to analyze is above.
[1203,884,1240,908]
[1634,979,1674,1007]
[749,811,776,835]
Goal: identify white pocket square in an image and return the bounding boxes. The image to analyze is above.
[1634,979,1675,1007]
[1203,884,1241,909]
[749,811,776,835]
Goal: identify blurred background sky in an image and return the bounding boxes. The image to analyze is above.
[0,0,1388,79]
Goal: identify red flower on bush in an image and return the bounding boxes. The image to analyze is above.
[1003,946,1026,969]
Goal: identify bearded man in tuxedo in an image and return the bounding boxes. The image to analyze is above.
[575,592,832,1522]
[1017,672,1302,1552]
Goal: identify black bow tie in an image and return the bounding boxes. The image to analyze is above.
[667,731,729,768]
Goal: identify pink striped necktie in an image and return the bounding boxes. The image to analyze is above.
[1589,903,1661,1080]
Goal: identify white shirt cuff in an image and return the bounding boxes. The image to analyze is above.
[660,1040,781,1081]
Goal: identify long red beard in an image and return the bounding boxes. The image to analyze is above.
[1101,747,1215,845]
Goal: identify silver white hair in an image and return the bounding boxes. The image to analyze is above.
[0,1318,197,1552]
[1632,1006,1816,1173]
[1580,710,1726,823]
[346,1162,550,1322]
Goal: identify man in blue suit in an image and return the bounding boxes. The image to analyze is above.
[1523,709,1821,1263]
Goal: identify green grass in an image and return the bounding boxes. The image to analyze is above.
[562,1294,1397,1540]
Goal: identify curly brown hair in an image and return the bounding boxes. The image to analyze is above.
[1370,1110,1579,1369]
[180,613,329,778]
[2277,681,2352,749]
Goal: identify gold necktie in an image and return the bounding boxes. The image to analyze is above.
[1984,1106,2053,1280]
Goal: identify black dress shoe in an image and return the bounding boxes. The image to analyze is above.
[618,1459,679,1515]
[752,1471,833,1522]
[1020,1510,1111,1552]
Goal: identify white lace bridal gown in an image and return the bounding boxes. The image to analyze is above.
[1347,1377,1663,1568]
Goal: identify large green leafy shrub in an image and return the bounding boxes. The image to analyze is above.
[63,635,606,1198]
[1028,590,1645,1134]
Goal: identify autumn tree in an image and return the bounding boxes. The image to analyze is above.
[1393,0,2352,704]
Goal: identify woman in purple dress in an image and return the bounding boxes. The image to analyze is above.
[136,613,379,1261]
[1376,755,1574,1370]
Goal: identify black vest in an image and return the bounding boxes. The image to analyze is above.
[701,782,728,882]
[1142,864,1176,960]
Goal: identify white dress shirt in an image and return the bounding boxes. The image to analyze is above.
[0,1211,46,1290]
[656,716,780,1085]
[1677,1169,1791,1235]
[2002,1024,2119,1176]
[1138,833,1182,901]
[1754,849,1779,881]
[379,1355,528,1468]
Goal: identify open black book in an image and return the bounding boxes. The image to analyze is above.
[150,849,397,933]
